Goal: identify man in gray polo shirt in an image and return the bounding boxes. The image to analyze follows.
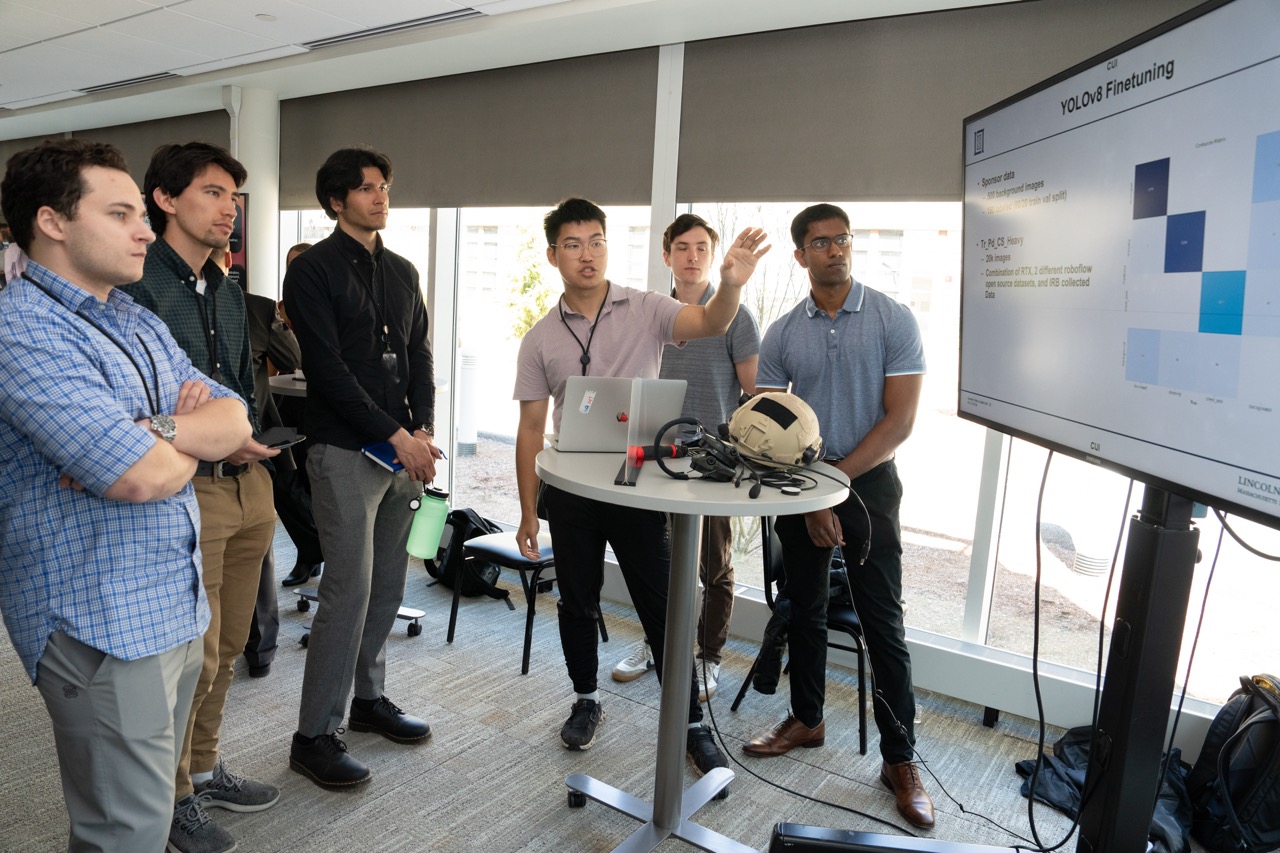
[741,203,934,829]
[513,197,768,773]
[611,214,760,702]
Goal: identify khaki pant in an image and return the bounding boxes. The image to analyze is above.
[176,463,275,798]
[696,515,735,664]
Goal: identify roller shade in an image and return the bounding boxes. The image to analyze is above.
[73,111,231,186]
[677,0,1201,203]
[280,48,658,210]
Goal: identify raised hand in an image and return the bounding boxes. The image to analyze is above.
[719,227,771,288]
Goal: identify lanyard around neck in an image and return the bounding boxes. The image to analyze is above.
[23,273,162,416]
[558,281,611,376]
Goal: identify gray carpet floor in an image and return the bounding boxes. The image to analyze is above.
[0,523,1082,852]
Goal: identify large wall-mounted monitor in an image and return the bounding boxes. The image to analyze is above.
[959,0,1280,527]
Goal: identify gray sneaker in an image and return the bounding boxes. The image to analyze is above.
[195,759,280,813]
[167,794,236,853]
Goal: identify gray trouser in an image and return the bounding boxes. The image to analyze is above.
[37,631,202,853]
[297,443,420,737]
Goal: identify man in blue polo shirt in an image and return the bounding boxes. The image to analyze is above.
[0,139,252,851]
[742,203,934,829]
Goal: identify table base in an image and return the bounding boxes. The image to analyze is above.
[565,770,757,853]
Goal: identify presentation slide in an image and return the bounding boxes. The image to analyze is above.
[960,0,1280,523]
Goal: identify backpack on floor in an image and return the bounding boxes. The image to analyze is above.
[1187,673,1280,852]
[429,508,509,600]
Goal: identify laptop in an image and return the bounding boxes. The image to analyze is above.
[548,376,687,452]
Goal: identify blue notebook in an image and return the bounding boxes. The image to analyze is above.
[361,441,404,472]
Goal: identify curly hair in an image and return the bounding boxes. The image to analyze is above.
[1,139,130,252]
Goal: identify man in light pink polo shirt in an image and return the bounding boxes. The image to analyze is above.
[513,197,768,773]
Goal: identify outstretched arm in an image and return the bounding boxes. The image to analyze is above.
[672,227,771,341]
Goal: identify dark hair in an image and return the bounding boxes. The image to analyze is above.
[1,139,130,252]
[790,203,851,249]
[286,242,313,262]
[144,142,247,234]
[662,213,719,254]
[544,197,606,246]
[315,147,392,220]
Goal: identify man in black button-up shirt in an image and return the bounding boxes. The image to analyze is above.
[283,147,440,791]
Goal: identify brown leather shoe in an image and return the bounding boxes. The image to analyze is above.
[742,714,825,756]
[880,760,935,828]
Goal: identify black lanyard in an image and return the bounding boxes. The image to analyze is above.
[558,281,610,376]
[23,273,162,416]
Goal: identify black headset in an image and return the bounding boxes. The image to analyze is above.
[651,417,740,482]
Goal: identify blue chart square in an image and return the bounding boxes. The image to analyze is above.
[1254,130,1280,204]
[1199,270,1246,335]
[1134,158,1170,219]
[1126,328,1161,384]
[1165,211,1206,273]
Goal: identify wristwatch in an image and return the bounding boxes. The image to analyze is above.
[149,413,177,443]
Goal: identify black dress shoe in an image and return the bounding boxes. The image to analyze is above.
[349,695,431,744]
[248,663,271,678]
[289,730,371,790]
[281,562,322,587]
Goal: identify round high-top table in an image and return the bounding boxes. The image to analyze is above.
[536,449,848,853]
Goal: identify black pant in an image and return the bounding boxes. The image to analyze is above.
[543,485,702,724]
[243,549,279,668]
[774,459,915,763]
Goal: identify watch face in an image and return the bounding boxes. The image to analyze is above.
[152,414,177,442]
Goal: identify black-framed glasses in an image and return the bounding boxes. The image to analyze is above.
[801,233,853,252]
[552,239,608,257]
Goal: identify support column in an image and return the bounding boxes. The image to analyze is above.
[224,85,281,299]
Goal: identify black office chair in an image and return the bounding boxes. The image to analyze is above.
[731,516,867,755]
[450,531,608,675]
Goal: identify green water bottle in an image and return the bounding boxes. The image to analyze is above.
[406,486,449,559]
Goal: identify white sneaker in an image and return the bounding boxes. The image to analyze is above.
[611,640,654,682]
[695,661,720,702]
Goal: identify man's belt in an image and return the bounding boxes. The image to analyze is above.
[195,460,249,478]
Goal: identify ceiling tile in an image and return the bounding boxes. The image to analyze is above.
[11,0,162,27]
[0,8,90,50]
[51,29,207,87]
[106,7,288,58]
[174,0,365,44]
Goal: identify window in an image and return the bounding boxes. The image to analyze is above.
[446,206,652,527]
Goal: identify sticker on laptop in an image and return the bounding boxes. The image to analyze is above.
[578,388,597,414]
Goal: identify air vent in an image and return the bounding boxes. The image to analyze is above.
[79,72,178,95]
[302,9,482,50]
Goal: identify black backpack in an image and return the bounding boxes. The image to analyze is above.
[427,508,509,601]
[1187,674,1280,852]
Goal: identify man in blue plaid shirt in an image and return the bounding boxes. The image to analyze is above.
[0,139,252,852]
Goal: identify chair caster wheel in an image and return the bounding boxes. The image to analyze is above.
[297,599,310,612]
[300,633,309,648]
[407,621,422,637]
[713,787,729,801]
[567,789,587,808]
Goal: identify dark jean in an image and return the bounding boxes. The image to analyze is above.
[543,484,702,724]
[774,459,916,763]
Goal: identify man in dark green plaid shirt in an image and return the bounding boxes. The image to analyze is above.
[124,142,281,853]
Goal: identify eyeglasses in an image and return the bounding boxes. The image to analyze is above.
[801,233,853,252]
[354,182,391,195]
[552,239,608,257]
